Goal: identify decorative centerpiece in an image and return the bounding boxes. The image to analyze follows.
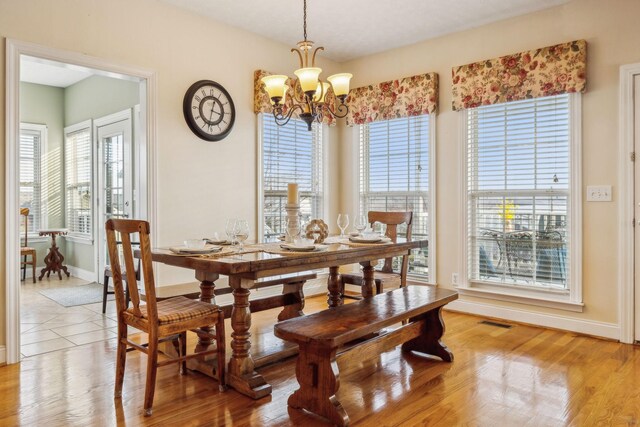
[305,219,329,243]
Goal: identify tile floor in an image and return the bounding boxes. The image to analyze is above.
[20,276,124,358]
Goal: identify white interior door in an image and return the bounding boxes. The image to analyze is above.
[634,74,640,342]
[96,111,133,283]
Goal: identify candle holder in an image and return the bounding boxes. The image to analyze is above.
[285,203,301,243]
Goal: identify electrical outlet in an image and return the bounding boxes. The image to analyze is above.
[587,185,612,202]
[452,273,459,286]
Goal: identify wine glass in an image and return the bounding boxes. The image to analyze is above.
[234,219,249,251]
[355,214,367,235]
[225,218,237,245]
[284,216,301,242]
[337,213,350,238]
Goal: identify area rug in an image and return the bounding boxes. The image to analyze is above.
[39,283,112,307]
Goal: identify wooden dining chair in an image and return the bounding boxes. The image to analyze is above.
[102,241,140,314]
[20,208,36,283]
[106,218,226,416]
[340,211,413,298]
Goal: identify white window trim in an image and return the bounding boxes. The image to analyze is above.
[64,119,93,243]
[256,113,328,242]
[20,122,49,241]
[355,114,437,285]
[458,93,582,310]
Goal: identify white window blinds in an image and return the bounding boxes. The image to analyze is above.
[466,94,571,290]
[65,125,93,238]
[359,115,431,279]
[19,126,42,233]
[262,117,323,240]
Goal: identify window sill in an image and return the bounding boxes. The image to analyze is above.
[457,283,584,312]
[64,235,93,245]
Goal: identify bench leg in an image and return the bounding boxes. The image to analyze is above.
[277,280,306,321]
[289,345,349,427]
[402,306,453,362]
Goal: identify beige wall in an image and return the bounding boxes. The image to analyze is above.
[0,0,341,345]
[340,0,640,325]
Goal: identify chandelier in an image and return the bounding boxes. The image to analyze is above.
[261,0,352,131]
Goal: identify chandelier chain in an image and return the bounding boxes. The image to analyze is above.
[303,0,307,41]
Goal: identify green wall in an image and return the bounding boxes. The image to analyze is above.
[20,82,65,268]
[63,75,140,274]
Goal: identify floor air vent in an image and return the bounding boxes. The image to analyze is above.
[479,320,513,329]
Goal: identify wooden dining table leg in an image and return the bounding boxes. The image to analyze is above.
[327,266,343,308]
[360,261,375,298]
[195,271,219,352]
[227,276,272,399]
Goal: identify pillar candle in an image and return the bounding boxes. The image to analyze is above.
[287,183,299,205]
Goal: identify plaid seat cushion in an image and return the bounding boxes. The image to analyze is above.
[128,296,219,325]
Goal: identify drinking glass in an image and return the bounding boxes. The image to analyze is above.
[337,213,350,238]
[234,219,250,251]
[225,218,237,245]
[355,214,367,234]
[284,216,301,242]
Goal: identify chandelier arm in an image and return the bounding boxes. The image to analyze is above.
[273,103,303,127]
[311,47,324,67]
[291,80,306,104]
[291,48,304,69]
[324,102,349,119]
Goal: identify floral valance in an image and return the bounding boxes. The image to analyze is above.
[345,72,438,126]
[253,69,337,126]
[451,40,586,111]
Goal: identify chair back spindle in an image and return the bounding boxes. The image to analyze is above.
[106,219,156,322]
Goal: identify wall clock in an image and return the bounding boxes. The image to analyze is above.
[183,80,236,141]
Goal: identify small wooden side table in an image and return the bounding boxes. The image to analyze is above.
[38,229,71,280]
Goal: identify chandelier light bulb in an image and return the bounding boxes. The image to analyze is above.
[294,67,322,94]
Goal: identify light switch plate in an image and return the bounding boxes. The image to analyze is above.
[586,185,612,202]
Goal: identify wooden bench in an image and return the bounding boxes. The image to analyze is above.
[274,285,458,426]
[143,272,317,320]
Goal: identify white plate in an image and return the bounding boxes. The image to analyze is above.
[206,238,231,245]
[169,245,222,255]
[280,243,317,252]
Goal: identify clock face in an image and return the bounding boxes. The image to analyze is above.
[183,80,236,141]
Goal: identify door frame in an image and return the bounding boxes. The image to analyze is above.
[5,38,158,364]
[618,62,640,344]
[94,109,134,283]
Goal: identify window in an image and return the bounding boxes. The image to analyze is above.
[359,115,434,281]
[19,123,46,234]
[64,121,93,240]
[260,116,324,241]
[465,94,579,298]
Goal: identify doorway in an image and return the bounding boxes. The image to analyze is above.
[5,39,157,364]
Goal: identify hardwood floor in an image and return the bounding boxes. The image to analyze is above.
[2,292,639,426]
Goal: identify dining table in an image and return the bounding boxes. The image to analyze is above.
[150,238,427,399]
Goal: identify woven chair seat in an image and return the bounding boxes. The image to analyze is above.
[128,296,218,325]
[21,246,36,253]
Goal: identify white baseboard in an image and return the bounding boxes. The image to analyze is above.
[22,264,96,282]
[0,345,6,365]
[446,299,620,340]
[65,266,96,282]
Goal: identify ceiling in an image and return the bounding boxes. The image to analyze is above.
[161,0,569,62]
[21,56,95,87]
